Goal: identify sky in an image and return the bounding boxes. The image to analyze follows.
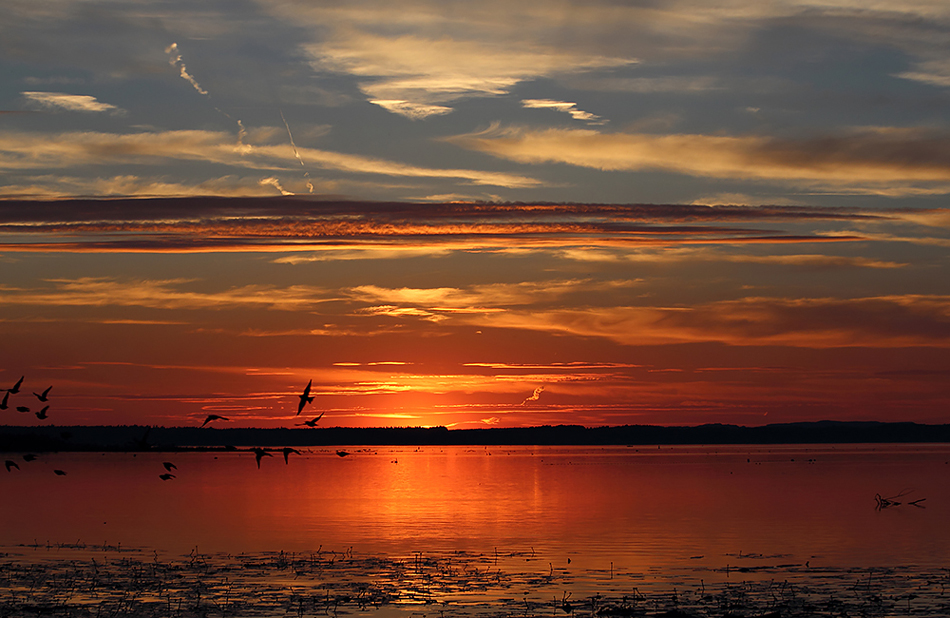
[1,0,949,428]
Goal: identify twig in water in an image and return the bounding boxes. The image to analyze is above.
[875,488,923,510]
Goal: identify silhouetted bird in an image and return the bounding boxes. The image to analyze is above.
[54,469,67,476]
[200,414,228,427]
[33,386,52,402]
[298,411,325,427]
[336,450,350,458]
[23,454,37,462]
[0,391,9,410]
[5,460,19,472]
[159,473,175,481]
[251,447,272,468]
[35,406,49,420]
[162,461,177,472]
[7,376,23,394]
[281,447,301,464]
[16,406,29,413]
[297,379,314,415]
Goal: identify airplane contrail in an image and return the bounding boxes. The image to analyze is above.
[521,385,545,406]
[166,43,249,154]
[236,119,251,154]
[165,43,208,96]
[279,109,314,193]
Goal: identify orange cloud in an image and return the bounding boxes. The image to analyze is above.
[0,278,334,311]
[469,295,950,348]
[347,279,641,309]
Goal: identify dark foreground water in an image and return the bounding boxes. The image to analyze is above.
[1,444,948,616]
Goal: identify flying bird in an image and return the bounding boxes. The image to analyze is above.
[251,447,272,469]
[298,411,325,427]
[35,406,49,420]
[336,450,350,458]
[281,447,301,464]
[0,391,9,410]
[162,461,177,472]
[297,379,314,415]
[200,414,229,428]
[159,473,175,481]
[54,469,67,476]
[5,460,19,472]
[33,386,52,402]
[7,376,23,394]
[16,406,30,413]
[23,454,37,462]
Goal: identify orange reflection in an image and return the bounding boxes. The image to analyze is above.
[3,445,948,577]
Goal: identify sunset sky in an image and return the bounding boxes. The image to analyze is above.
[1,0,949,428]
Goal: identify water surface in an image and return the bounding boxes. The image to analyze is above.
[2,444,947,576]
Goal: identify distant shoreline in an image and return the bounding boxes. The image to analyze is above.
[1,421,949,452]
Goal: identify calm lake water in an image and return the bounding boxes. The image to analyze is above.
[2,444,948,577]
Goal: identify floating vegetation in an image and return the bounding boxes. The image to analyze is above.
[1,544,948,617]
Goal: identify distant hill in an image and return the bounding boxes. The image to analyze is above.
[1,421,949,452]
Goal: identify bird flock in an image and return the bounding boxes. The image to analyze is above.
[192,379,326,475]
[3,375,64,476]
[2,376,53,421]
[3,375,336,480]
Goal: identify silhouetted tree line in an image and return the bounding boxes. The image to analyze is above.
[1,421,949,452]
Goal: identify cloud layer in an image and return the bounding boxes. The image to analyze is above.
[448,126,950,196]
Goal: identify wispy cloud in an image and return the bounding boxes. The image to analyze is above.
[570,76,723,93]
[304,29,635,117]
[889,209,950,229]
[0,175,298,199]
[448,125,950,195]
[21,91,122,114]
[0,278,335,311]
[369,100,453,120]
[347,279,641,310]
[256,0,950,125]
[522,99,604,124]
[0,129,541,189]
[720,254,907,269]
[474,295,950,348]
[551,246,907,269]
[464,362,643,371]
